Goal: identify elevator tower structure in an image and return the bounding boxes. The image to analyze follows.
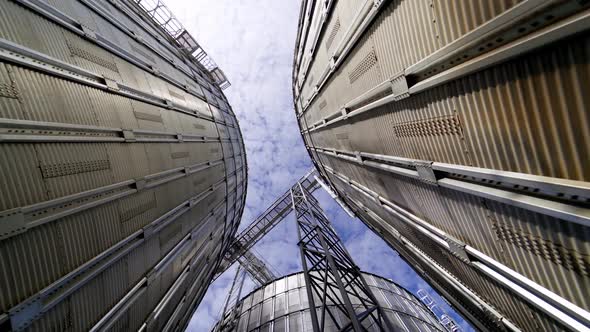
[291,179,393,331]
[212,173,446,332]
[293,0,590,331]
[0,0,246,330]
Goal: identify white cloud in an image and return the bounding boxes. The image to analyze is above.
[163,1,473,331]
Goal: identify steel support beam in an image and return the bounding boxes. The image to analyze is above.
[291,180,393,331]
[213,170,320,280]
[301,3,590,131]
[311,146,590,227]
[323,165,590,332]
[236,250,277,286]
[0,37,229,127]
[213,264,247,332]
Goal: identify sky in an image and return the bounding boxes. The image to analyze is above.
[163,1,473,331]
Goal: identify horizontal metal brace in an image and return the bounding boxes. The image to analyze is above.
[122,129,136,142]
[10,236,144,331]
[312,146,590,225]
[8,185,226,331]
[472,262,590,332]
[0,37,231,128]
[80,24,97,40]
[90,280,147,332]
[398,236,519,332]
[325,165,590,331]
[0,158,226,241]
[104,77,119,91]
[390,73,410,101]
[413,161,438,185]
[0,37,102,84]
[406,0,556,75]
[134,177,146,191]
[0,118,228,145]
[439,178,590,228]
[444,235,470,263]
[130,30,144,43]
[0,210,26,242]
[409,8,590,95]
[304,6,590,133]
[299,0,386,114]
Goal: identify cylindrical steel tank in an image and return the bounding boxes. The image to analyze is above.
[292,0,590,331]
[0,0,246,331]
[214,272,445,332]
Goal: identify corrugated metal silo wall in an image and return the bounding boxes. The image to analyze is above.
[293,0,590,331]
[215,272,445,332]
[0,0,247,331]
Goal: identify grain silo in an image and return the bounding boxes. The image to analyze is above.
[213,272,446,332]
[0,0,246,330]
[293,0,590,331]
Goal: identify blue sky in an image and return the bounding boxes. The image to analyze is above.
[164,1,473,331]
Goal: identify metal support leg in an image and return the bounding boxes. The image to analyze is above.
[291,181,394,331]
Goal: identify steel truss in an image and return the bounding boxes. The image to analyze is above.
[214,265,247,332]
[291,181,394,332]
[237,249,277,286]
[213,170,320,282]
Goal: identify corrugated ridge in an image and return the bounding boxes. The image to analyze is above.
[453,36,590,181]
[0,144,48,211]
[371,0,440,78]
[432,0,522,47]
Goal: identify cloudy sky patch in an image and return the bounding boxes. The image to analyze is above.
[164,1,473,331]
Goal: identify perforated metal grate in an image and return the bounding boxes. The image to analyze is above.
[0,82,18,99]
[493,221,589,277]
[67,40,119,73]
[348,49,377,84]
[325,18,340,51]
[40,159,111,178]
[392,115,462,138]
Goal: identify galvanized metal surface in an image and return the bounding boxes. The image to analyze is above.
[213,271,445,332]
[0,0,247,330]
[294,0,590,331]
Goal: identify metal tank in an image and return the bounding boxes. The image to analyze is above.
[293,0,590,331]
[0,0,246,331]
[213,272,446,332]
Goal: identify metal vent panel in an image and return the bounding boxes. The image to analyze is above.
[66,39,119,73]
[392,114,463,138]
[0,82,18,99]
[40,159,111,179]
[349,49,378,84]
[325,17,341,51]
[492,219,590,278]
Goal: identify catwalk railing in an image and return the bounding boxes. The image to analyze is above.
[213,170,321,282]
